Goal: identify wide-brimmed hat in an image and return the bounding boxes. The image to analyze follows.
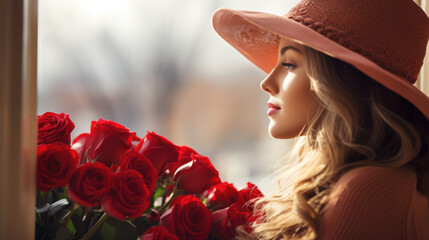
[212,0,429,119]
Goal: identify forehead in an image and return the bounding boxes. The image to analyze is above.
[278,38,305,53]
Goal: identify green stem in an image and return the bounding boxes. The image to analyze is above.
[39,191,50,226]
[62,203,79,227]
[158,189,184,215]
[81,212,108,240]
[42,191,49,204]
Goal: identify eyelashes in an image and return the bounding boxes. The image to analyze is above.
[281,62,296,70]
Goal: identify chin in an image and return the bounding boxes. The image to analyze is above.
[269,132,296,139]
[268,129,293,139]
[268,123,302,139]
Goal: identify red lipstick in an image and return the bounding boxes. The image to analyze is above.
[267,103,281,116]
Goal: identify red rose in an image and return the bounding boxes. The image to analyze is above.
[135,132,180,176]
[173,154,221,194]
[227,205,248,232]
[166,146,199,177]
[235,182,263,207]
[119,150,158,194]
[37,143,79,191]
[177,146,199,164]
[212,208,235,240]
[72,119,136,166]
[141,226,179,240]
[205,182,238,211]
[37,112,75,145]
[102,170,150,220]
[160,195,211,240]
[227,182,264,233]
[67,162,113,207]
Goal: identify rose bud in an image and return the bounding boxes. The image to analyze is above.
[119,150,158,194]
[173,153,221,194]
[178,146,199,162]
[135,132,181,176]
[205,182,239,211]
[235,182,263,207]
[141,226,179,240]
[37,112,75,146]
[227,204,251,233]
[160,195,211,240]
[166,145,199,177]
[102,170,150,221]
[67,162,113,207]
[110,163,120,172]
[37,143,79,191]
[212,208,236,240]
[227,182,264,233]
[72,119,136,166]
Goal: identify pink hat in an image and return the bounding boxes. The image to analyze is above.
[212,0,429,119]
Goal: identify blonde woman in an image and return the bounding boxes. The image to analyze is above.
[213,0,429,239]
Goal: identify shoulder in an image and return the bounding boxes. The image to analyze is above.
[338,165,415,181]
[318,166,417,239]
[326,166,416,209]
[333,165,416,193]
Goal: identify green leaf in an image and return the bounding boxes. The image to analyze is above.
[36,212,43,224]
[66,219,76,236]
[102,221,116,240]
[57,192,68,200]
[103,217,138,240]
[74,206,83,217]
[153,187,166,205]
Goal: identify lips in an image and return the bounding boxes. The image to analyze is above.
[267,103,281,116]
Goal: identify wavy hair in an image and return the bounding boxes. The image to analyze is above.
[240,46,429,239]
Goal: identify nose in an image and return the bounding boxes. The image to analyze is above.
[260,68,279,94]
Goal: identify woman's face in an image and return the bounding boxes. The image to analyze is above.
[260,38,320,139]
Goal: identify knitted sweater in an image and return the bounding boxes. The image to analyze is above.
[318,166,429,240]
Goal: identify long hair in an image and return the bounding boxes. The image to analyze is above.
[244,46,429,239]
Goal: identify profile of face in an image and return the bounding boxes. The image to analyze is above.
[260,38,320,139]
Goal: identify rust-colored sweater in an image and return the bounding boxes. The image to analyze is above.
[318,166,429,240]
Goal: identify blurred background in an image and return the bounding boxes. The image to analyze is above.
[37,0,301,194]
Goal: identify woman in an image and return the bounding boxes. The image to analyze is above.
[213,0,429,239]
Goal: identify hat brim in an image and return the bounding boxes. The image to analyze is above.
[213,8,429,119]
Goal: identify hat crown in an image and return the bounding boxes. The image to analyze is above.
[286,0,429,83]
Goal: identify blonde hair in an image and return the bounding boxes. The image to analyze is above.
[242,46,429,239]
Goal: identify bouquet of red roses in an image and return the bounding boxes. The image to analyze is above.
[35,112,263,240]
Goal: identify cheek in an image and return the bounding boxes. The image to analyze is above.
[282,74,310,101]
[282,73,313,114]
[270,73,317,138]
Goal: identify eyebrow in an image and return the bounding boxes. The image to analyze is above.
[280,46,302,55]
